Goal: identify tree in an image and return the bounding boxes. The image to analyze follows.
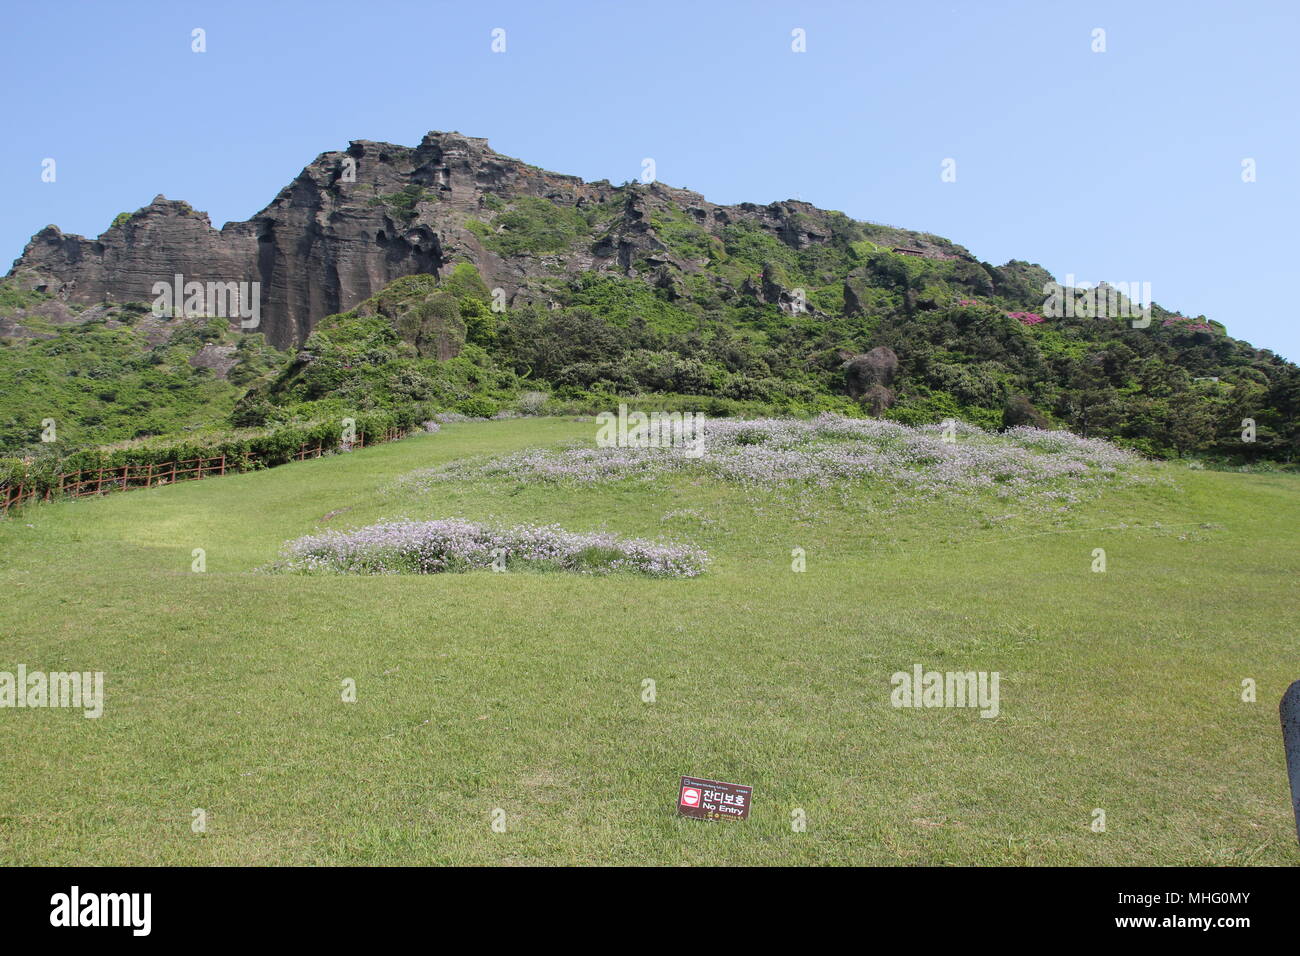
[1167,393,1218,457]
[1003,394,1049,429]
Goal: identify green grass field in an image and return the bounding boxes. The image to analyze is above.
[1,418,1297,865]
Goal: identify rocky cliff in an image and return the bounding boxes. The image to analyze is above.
[7,131,969,349]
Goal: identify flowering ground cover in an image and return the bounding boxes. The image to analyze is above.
[400,414,1137,502]
[268,518,708,577]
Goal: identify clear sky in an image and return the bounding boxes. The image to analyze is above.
[4,0,1297,359]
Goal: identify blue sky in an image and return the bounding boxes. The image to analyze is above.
[4,0,1297,359]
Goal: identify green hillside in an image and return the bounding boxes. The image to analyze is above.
[0,283,286,453]
[1,418,1295,865]
[4,191,1299,469]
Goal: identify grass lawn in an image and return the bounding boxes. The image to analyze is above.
[0,417,1297,865]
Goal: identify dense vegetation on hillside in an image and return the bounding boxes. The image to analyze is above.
[0,284,285,454]
[3,184,1296,465]
[234,192,1298,463]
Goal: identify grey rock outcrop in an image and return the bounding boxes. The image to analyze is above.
[8,131,973,348]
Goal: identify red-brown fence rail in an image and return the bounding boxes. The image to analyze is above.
[1,427,413,515]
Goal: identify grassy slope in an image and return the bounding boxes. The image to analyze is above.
[0,418,1296,865]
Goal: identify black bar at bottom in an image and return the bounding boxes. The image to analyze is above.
[0,865,1291,941]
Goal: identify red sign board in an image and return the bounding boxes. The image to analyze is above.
[678,776,752,820]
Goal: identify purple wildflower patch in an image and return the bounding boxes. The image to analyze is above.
[401,414,1137,498]
[266,518,709,578]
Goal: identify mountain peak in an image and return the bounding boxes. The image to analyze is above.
[8,132,975,348]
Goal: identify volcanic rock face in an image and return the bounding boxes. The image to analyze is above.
[17,198,260,324]
[8,131,970,349]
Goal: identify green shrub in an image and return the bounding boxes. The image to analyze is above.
[456,396,500,418]
[477,197,588,257]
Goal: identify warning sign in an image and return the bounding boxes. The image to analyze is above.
[678,776,752,820]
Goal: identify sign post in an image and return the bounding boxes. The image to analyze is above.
[677,776,752,821]
[1282,681,1300,845]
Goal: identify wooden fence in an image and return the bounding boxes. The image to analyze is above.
[1,427,412,515]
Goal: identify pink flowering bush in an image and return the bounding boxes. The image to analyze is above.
[1008,311,1045,325]
[267,518,708,577]
[1161,315,1212,331]
[402,414,1137,498]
